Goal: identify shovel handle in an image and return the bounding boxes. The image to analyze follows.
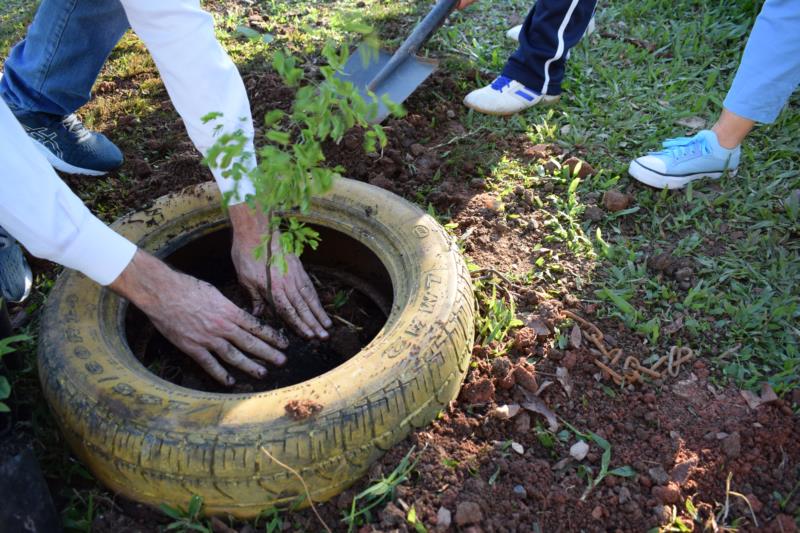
[367,0,460,92]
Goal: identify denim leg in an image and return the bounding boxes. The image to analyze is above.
[0,0,130,115]
[502,0,597,95]
[723,0,800,124]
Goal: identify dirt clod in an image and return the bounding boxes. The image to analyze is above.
[284,399,323,420]
[652,482,681,505]
[603,189,632,212]
[584,205,604,222]
[513,327,537,353]
[436,507,452,530]
[721,431,742,459]
[455,501,483,526]
[564,156,595,178]
[461,377,495,404]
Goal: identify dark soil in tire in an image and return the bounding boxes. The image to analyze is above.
[125,225,392,394]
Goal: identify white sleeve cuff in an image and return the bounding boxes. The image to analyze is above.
[56,214,138,286]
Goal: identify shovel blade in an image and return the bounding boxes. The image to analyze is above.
[337,47,437,123]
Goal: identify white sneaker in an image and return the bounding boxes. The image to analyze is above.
[506,16,596,42]
[463,76,560,116]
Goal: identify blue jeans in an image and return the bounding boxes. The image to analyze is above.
[0,0,129,115]
[723,0,800,124]
[502,0,597,96]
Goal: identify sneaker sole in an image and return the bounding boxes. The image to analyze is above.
[628,160,737,190]
[463,94,561,116]
[30,138,110,177]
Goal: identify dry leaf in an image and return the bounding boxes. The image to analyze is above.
[511,441,524,455]
[569,440,589,461]
[526,317,551,336]
[676,116,706,130]
[663,315,684,335]
[536,379,554,396]
[740,382,779,410]
[569,324,582,348]
[521,391,559,432]
[492,403,521,419]
[556,367,573,398]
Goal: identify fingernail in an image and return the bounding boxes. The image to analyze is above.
[258,368,268,378]
[276,354,287,366]
[318,329,329,339]
[323,317,333,328]
[226,376,235,387]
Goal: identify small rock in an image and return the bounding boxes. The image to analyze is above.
[652,482,680,505]
[721,432,741,459]
[446,109,456,119]
[591,505,604,520]
[455,501,483,526]
[648,466,669,486]
[513,485,527,498]
[584,205,604,222]
[570,440,590,461]
[436,507,452,529]
[410,143,426,156]
[603,189,632,212]
[515,412,531,433]
[526,317,551,336]
[511,441,524,455]
[618,486,631,504]
[492,404,521,419]
[380,502,406,527]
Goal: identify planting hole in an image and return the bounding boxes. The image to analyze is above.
[125,225,392,393]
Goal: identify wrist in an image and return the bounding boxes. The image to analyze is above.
[109,250,171,312]
[229,203,269,245]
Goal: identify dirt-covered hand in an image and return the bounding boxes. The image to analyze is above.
[228,204,332,339]
[110,250,288,386]
[267,230,333,339]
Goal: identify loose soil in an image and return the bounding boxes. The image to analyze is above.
[9,36,799,533]
[125,227,390,394]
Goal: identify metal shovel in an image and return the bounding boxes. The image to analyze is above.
[337,0,460,123]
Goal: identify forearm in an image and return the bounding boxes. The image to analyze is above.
[0,101,136,285]
[118,0,257,204]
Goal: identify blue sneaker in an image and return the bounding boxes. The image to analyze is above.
[463,76,560,116]
[629,130,740,190]
[13,110,123,176]
[0,227,32,304]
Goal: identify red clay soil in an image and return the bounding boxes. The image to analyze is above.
[39,66,800,531]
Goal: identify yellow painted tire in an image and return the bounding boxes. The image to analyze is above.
[38,178,474,517]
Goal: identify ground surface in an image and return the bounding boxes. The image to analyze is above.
[0,0,798,531]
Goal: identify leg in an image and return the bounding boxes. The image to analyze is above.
[0,0,130,115]
[463,0,596,115]
[0,0,130,175]
[628,0,800,190]
[722,0,800,126]
[711,109,755,150]
[503,0,597,95]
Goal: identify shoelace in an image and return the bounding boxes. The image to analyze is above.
[653,135,710,160]
[490,76,512,92]
[61,114,92,141]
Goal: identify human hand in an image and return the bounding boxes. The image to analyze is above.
[111,250,289,386]
[229,204,332,340]
[456,0,478,9]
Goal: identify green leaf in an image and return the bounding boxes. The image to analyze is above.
[0,376,9,400]
[235,25,260,40]
[608,466,636,477]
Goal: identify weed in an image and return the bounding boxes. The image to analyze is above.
[160,495,211,532]
[0,333,29,412]
[343,445,422,532]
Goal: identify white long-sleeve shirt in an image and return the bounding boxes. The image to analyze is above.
[0,0,256,286]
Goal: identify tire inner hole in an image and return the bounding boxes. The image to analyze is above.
[125,225,393,393]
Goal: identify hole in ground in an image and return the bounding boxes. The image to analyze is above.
[125,225,393,393]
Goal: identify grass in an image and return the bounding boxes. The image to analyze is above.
[0,0,798,528]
